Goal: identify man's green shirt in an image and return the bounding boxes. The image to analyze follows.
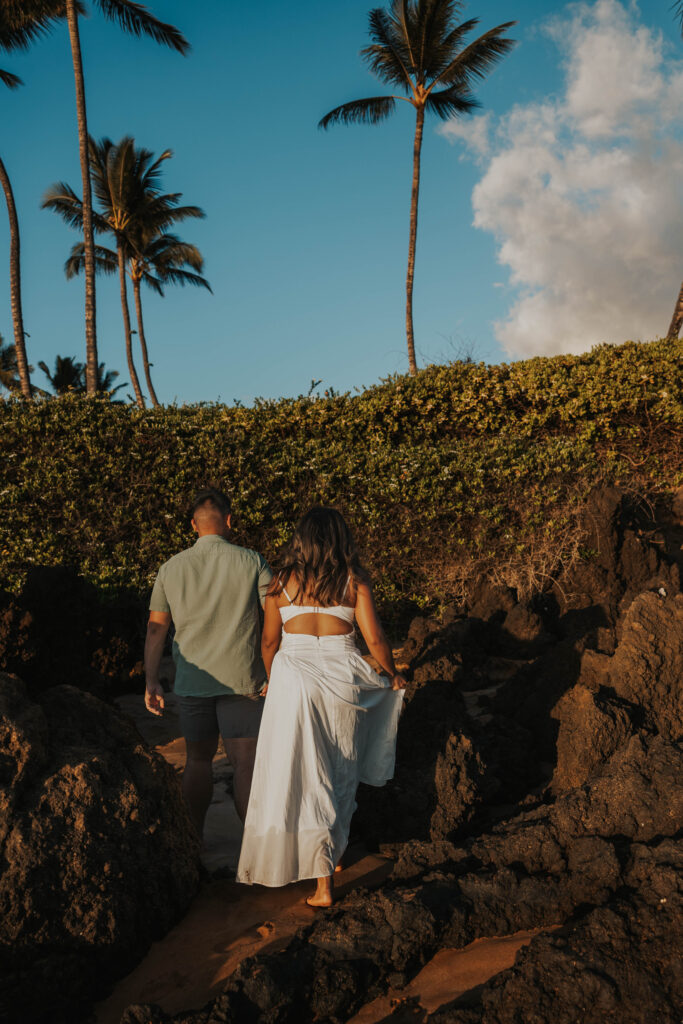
[149,535,273,698]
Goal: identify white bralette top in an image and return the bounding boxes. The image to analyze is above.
[278,579,355,625]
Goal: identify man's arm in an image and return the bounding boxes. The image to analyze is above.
[257,556,274,608]
[144,611,172,715]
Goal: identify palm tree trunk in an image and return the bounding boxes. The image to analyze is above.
[0,155,31,399]
[66,0,98,395]
[117,243,145,408]
[666,280,683,340]
[133,278,160,407]
[405,105,424,377]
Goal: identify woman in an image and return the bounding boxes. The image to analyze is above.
[236,507,405,907]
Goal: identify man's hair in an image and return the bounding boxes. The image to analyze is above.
[191,487,232,519]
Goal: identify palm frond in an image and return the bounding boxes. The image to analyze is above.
[140,269,164,295]
[389,0,420,74]
[93,0,189,53]
[422,16,478,82]
[319,94,398,130]
[143,234,203,264]
[42,182,110,233]
[361,8,414,89]
[133,196,205,233]
[676,0,683,35]
[0,66,21,88]
[416,0,465,80]
[65,241,118,278]
[139,268,163,296]
[139,147,172,192]
[431,21,516,91]
[0,0,76,53]
[425,84,478,120]
[157,267,211,291]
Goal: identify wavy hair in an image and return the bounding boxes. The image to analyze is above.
[269,507,368,606]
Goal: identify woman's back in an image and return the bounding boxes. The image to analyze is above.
[275,575,356,637]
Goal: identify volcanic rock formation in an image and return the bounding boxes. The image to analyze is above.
[0,675,200,1024]
[119,486,683,1024]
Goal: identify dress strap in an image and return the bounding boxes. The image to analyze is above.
[277,573,293,604]
[342,574,351,600]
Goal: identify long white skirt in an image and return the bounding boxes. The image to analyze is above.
[236,632,404,887]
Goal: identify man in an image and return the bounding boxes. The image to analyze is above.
[144,487,272,836]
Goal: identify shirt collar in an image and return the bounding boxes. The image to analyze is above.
[195,534,227,545]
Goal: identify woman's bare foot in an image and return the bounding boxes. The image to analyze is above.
[306,874,334,908]
[305,893,333,909]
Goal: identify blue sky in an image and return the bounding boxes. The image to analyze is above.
[1,0,681,404]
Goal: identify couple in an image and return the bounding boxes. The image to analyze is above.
[144,488,405,907]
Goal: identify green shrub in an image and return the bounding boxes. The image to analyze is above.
[1,338,681,626]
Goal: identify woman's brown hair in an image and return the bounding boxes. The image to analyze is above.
[268,506,368,606]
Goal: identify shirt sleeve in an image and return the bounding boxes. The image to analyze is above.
[257,555,273,609]
[149,566,171,614]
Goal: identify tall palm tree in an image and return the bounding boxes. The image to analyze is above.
[127,229,211,407]
[44,137,151,407]
[44,136,210,407]
[0,41,35,398]
[319,0,515,376]
[65,0,189,394]
[1,0,189,393]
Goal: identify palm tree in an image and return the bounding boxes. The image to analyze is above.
[44,137,151,407]
[0,50,33,398]
[64,0,189,395]
[127,229,211,407]
[37,352,126,396]
[1,1,189,393]
[38,353,85,393]
[319,0,515,375]
[44,136,210,407]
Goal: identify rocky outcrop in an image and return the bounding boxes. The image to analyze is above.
[430,840,683,1024]
[71,487,683,1023]
[608,591,683,741]
[120,722,683,1024]
[0,674,200,1024]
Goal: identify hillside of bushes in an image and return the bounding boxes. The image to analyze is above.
[1,339,681,630]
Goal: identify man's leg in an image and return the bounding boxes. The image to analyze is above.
[223,737,258,822]
[218,694,263,823]
[178,696,220,837]
[183,736,219,835]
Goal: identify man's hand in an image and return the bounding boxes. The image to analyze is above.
[145,680,165,716]
[390,673,407,691]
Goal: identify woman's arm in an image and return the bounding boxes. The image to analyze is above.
[261,594,283,682]
[355,582,406,690]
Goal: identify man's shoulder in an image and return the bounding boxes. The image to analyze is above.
[221,542,270,570]
[157,545,196,575]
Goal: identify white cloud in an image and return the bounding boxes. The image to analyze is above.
[440,0,683,358]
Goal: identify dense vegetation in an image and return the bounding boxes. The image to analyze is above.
[1,339,681,624]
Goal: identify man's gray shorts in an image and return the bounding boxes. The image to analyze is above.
[178,693,263,743]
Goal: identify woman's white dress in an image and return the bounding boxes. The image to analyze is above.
[236,602,404,887]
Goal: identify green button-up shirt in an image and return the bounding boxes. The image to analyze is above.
[149,535,273,698]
